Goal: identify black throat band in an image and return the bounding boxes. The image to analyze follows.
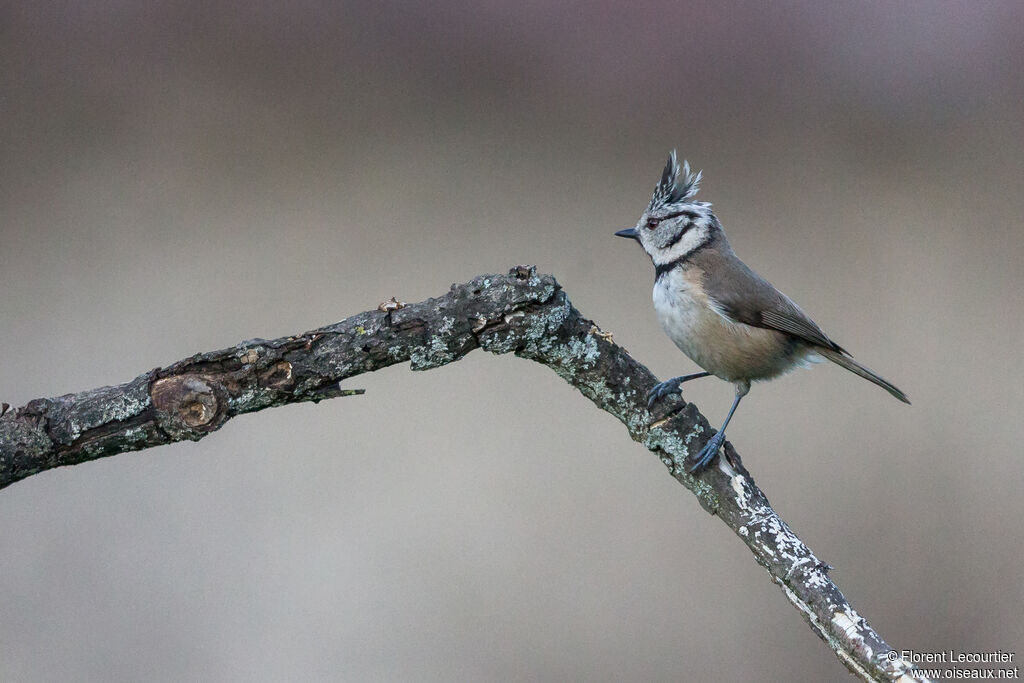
[653,234,715,281]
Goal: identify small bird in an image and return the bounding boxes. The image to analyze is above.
[616,152,909,473]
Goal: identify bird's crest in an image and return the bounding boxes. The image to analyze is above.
[649,150,702,210]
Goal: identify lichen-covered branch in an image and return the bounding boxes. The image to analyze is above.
[0,266,926,682]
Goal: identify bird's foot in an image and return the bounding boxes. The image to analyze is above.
[648,377,684,409]
[689,431,725,473]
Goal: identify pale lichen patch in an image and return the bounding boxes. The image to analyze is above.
[437,316,456,335]
[730,472,751,509]
[563,333,601,370]
[410,335,457,370]
[831,606,870,658]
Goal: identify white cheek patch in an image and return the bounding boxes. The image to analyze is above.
[651,224,711,265]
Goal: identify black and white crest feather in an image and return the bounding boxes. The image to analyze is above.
[649,150,702,210]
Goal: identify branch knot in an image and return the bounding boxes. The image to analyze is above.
[151,375,227,439]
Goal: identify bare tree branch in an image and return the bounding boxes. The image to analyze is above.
[0,266,926,682]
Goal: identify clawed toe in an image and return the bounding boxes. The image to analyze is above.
[689,433,724,473]
[647,379,682,409]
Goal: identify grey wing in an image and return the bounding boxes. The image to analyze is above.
[702,253,847,354]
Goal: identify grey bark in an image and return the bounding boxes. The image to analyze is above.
[0,266,926,682]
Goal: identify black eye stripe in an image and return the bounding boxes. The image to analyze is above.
[662,210,700,222]
[648,209,700,230]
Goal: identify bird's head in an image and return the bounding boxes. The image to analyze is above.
[616,151,721,266]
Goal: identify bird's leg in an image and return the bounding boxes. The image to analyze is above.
[689,381,749,473]
[647,371,712,409]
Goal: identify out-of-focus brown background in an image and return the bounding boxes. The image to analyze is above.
[1,2,1021,681]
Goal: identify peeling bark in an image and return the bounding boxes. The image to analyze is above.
[0,266,927,682]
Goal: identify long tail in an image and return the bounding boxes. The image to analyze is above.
[817,348,911,404]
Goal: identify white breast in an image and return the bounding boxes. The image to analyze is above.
[652,267,716,368]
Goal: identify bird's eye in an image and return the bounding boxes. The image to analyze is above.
[646,218,660,229]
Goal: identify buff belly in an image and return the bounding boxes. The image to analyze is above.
[652,268,808,382]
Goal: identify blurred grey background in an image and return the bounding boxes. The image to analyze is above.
[1,2,1022,681]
